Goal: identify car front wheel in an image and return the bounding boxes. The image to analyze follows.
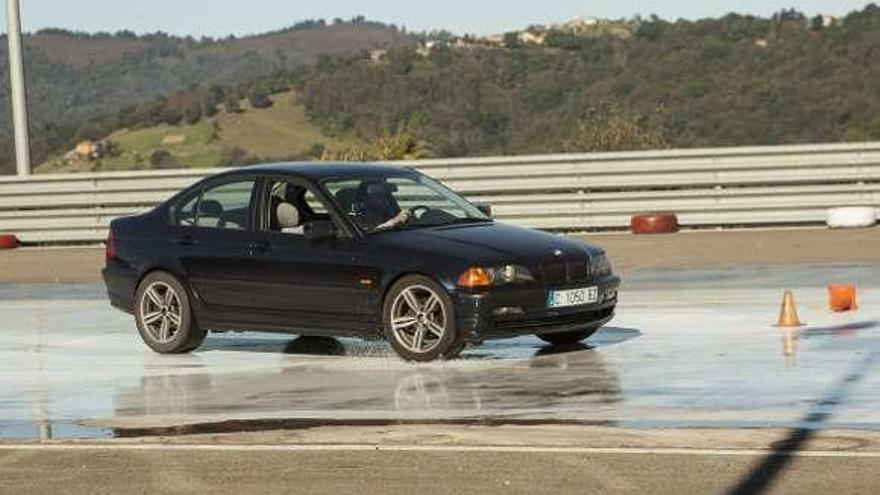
[135,271,206,354]
[537,326,600,346]
[383,275,462,362]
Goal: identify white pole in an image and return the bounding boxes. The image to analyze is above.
[6,0,31,176]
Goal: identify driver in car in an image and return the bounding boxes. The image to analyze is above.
[356,181,411,231]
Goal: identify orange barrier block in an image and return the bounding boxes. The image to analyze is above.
[630,213,679,235]
[828,284,858,312]
[0,234,19,250]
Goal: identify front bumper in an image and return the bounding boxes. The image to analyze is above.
[455,274,621,342]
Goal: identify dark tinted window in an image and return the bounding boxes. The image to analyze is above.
[175,180,256,230]
[176,194,200,227]
[198,180,256,230]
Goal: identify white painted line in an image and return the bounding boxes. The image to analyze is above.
[1,443,879,458]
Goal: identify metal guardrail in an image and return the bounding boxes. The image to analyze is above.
[1,142,879,243]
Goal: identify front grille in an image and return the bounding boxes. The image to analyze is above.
[568,259,589,280]
[540,257,591,284]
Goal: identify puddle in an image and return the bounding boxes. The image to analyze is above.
[0,420,113,440]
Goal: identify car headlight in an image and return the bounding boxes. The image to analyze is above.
[458,264,535,287]
[591,253,612,277]
[494,264,535,284]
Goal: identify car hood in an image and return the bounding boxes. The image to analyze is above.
[384,222,604,265]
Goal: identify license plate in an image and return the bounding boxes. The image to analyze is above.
[547,286,599,308]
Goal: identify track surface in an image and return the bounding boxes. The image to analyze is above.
[1,264,879,435]
[2,243,879,494]
[2,444,880,495]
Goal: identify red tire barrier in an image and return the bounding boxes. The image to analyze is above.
[630,213,680,235]
[0,234,19,250]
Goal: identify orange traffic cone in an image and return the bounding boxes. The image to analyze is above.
[776,290,805,327]
[828,284,857,312]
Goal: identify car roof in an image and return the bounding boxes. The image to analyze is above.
[217,162,418,181]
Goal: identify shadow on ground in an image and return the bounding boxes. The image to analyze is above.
[196,326,642,360]
[726,329,880,494]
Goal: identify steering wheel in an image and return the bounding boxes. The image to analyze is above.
[409,205,432,220]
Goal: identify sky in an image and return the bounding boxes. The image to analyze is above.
[0,0,873,37]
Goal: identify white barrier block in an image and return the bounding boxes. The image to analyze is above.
[826,206,877,229]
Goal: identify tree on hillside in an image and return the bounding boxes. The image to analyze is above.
[218,146,262,167]
[322,146,371,162]
[564,104,668,153]
[162,109,184,126]
[503,32,521,49]
[248,87,274,109]
[224,98,243,114]
[374,115,431,160]
[149,149,175,169]
[183,105,203,125]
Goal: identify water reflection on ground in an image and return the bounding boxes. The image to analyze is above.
[119,334,626,426]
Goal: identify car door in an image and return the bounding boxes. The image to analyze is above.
[243,177,371,333]
[171,177,259,312]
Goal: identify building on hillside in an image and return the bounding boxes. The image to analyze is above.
[518,31,547,45]
[416,41,440,57]
[482,34,505,47]
[819,15,837,28]
[74,140,106,160]
[369,49,387,63]
[560,16,601,31]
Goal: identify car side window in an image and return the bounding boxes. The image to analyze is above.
[304,190,328,215]
[196,180,256,231]
[266,180,333,237]
[176,194,200,227]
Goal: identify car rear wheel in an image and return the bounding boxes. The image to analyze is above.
[383,275,462,362]
[135,271,206,354]
[537,326,600,346]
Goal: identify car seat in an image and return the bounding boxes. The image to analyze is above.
[276,202,304,234]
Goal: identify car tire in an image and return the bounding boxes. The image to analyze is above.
[383,275,462,362]
[134,271,206,354]
[537,326,600,346]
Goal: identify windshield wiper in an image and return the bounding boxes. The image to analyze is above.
[415,217,493,228]
[370,217,491,233]
[445,217,493,225]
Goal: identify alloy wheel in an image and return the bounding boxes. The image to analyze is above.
[390,285,447,354]
[139,281,182,344]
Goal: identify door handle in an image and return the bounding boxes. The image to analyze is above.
[173,235,196,246]
[247,241,273,255]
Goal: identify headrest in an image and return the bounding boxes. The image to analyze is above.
[198,199,223,218]
[276,202,300,229]
[335,188,358,213]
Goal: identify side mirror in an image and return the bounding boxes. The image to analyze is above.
[475,203,493,218]
[304,219,337,242]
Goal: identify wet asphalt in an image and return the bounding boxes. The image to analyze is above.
[1,264,879,439]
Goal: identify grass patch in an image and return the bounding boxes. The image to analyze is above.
[35,90,366,173]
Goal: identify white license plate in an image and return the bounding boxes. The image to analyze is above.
[547,286,599,308]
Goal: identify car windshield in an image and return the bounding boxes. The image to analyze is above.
[322,173,490,233]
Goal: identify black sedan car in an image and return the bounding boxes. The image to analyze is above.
[102,163,620,361]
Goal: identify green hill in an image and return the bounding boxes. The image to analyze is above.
[0,19,412,174]
[294,7,880,157]
[7,6,880,174]
[36,91,366,173]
